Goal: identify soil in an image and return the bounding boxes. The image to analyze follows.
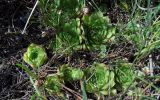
[0,0,47,99]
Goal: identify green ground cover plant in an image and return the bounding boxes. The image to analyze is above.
[15,0,160,99]
[39,0,115,54]
[19,44,137,99]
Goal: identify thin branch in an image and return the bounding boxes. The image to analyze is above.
[149,54,154,76]
[61,84,82,99]
[21,0,39,34]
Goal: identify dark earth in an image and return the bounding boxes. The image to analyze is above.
[0,0,49,99]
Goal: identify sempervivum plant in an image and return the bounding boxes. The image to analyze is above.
[44,75,62,94]
[53,18,81,53]
[82,11,115,50]
[59,64,84,82]
[116,62,135,90]
[23,43,47,68]
[85,63,115,95]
